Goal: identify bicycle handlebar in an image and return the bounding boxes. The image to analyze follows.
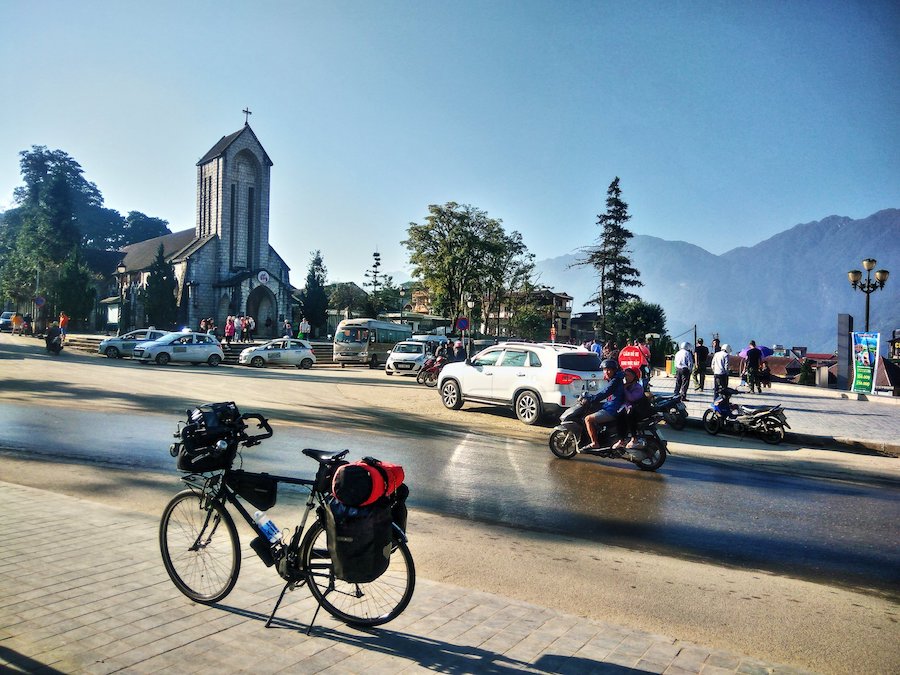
[238,413,273,446]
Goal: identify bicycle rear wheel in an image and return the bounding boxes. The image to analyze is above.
[159,489,241,603]
[301,521,415,626]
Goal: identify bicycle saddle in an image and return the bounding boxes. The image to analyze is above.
[302,448,349,463]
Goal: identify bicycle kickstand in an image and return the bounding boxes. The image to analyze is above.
[265,582,291,628]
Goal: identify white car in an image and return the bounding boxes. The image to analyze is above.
[384,340,428,375]
[133,331,224,366]
[437,342,603,425]
[239,338,316,369]
[98,329,170,358]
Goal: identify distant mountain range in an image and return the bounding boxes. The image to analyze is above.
[533,209,900,353]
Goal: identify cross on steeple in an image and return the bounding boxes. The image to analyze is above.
[243,107,252,125]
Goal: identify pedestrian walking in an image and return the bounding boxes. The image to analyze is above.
[673,342,694,401]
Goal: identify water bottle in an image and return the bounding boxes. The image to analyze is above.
[253,511,281,544]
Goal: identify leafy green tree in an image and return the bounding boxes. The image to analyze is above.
[143,245,177,329]
[122,211,170,246]
[328,282,368,317]
[606,300,668,351]
[576,177,642,331]
[51,249,96,329]
[404,202,532,327]
[298,250,328,336]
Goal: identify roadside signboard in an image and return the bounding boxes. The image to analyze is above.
[456,317,469,331]
[851,332,880,394]
[618,344,646,371]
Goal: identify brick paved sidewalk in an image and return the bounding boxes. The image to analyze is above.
[0,482,814,674]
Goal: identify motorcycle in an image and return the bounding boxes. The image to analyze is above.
[416,355,447,388]
[46,335,63,355]
[650,391,688,430]
[702,387,789,445]
[549,397,668,472]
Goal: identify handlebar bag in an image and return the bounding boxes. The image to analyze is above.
[324,500,392,583]
[175,401,242,472]
[332,458,405,507]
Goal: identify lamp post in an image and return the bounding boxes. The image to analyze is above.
[116,262,127,334]
[848,258,890,332]
[399,288,405,323]
[466,297,475,355]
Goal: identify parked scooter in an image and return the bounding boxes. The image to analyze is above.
[649,390,688,430]
[702,387,789,445]
[416,355,447,388]
[549,397,668,471]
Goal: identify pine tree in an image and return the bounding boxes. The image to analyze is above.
[299,250,328,336]
[143,245,177,329]
[576,177,642,331]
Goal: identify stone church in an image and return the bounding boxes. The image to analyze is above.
[116,122,292,336]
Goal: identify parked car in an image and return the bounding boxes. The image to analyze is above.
[437,342,603,425]
[98,329,170,358]
[0,312,13,332]
[132,331,224,366]
[385,340,428,375]
[238,338,316,369]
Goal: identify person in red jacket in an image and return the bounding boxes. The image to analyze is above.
[58,312,70,342]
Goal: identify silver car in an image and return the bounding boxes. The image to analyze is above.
[385,340,428,375]
[98,329,170,358]
[238,338,316,369]
[133,331,224,366]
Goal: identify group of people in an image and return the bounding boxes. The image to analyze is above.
[7,311,66,340]
[673,337,772,400]
[222,315,256,344]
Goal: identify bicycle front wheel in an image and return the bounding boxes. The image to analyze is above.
[301,521,415,627]
[159,489,241,604]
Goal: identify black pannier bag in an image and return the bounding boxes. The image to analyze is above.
[225,472,277,510]
[324,501,393,583]
[174,402,243,472]
[391,483,409,534]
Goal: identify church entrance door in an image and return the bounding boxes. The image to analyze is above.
[247,285,277,339]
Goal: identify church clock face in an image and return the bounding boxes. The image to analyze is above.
[257,271,270,284]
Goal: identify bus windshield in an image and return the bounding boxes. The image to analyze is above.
[335,327,369,343]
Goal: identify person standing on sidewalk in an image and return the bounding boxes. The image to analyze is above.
[58,311,69,342]
[693,338,710,392]
[712,344,732,399]
[744,340,763,394]
[674,342,694,401]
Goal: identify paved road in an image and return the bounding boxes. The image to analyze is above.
[2,398,898,596]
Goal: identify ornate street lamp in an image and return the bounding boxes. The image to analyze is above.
[399,288,405,323]
[116,262,127,334]
[848,258,890,332]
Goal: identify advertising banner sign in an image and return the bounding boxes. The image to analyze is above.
[851,332,880,394]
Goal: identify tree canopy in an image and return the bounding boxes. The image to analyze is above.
[143,245,178,329]
[403,202,534,329]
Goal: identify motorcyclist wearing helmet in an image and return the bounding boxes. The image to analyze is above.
[711,343,732,399]
[580,358,625,450]
[674,341,694,401]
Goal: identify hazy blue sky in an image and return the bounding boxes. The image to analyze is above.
[1,1,897,286]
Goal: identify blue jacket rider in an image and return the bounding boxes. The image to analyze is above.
[581,358,624,450]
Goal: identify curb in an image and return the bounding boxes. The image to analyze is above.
[677,416,900,458]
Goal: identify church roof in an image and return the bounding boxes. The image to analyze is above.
[197,124,273,167]
[118,228,197,272]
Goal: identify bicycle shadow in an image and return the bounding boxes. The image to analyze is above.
[211,603,642,673]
